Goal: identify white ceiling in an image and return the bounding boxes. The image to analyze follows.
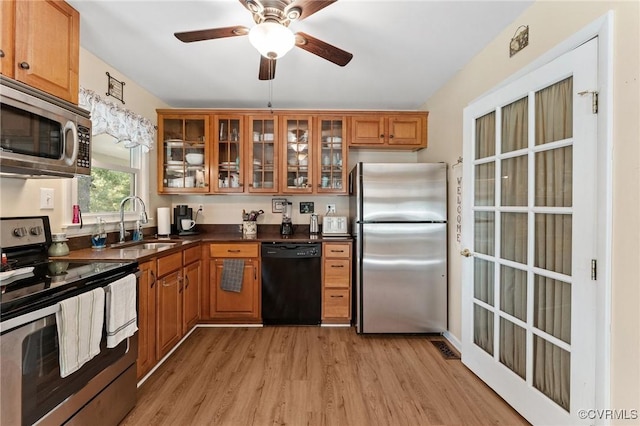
[67,0,533,110]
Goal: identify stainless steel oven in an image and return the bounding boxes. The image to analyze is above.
[0,76,91,178]
[1,216,138,425]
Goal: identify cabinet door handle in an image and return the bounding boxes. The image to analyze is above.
[161,278,169,287]
[389,134,394,139]
[254,266,257,280]
[330,264,344,268]
[380,134,384,138]
[0,50,5,58]
[185,274,190,289]
[19,61,30,70]
[150,270,156,288]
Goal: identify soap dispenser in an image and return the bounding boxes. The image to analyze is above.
[91,217,108,249]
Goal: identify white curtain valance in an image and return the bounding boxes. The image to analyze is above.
[78,87,155,152]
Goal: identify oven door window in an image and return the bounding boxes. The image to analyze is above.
[0,103,63,159]
[21,316,127,426]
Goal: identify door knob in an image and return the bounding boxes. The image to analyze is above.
[460,248,474,257]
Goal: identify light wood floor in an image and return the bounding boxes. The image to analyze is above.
[121,327,529,426]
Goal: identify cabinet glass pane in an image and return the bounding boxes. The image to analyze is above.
[162,117,205,189]
[251,119,275,190]
[320,119,344,190]
[285,119,310,189]
[217,118,241,189]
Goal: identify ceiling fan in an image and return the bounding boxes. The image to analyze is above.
[174,0,353,80]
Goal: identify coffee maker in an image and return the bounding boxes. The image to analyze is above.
[280,201,294,236]
[174,204,197,235]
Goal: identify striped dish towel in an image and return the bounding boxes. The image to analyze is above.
[56,287,105,378]
[105,274,138,348]
[220,259,245,292]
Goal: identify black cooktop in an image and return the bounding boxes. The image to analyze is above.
[0,260,137,324]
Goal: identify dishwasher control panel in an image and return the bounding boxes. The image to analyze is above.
[261,243,321,258]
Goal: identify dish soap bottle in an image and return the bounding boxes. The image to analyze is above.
[91,217,108,249]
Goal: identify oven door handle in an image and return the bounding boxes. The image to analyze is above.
[0,302,61,334]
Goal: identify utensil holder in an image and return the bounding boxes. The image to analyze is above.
[242,220,257,236]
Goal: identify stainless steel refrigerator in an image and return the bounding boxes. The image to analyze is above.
[349,163,447,334]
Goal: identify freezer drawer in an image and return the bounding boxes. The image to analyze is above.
[359,222,447,333]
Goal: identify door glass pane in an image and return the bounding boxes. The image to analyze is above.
[534,213,572,275]
[474,162,495,206]
[499,318,526,379]
[500,265,527,321]
[501,155,528,206]
[474,304,494,355]
[535,77,573,146]
[501,213,527,264]
[534,335,570,411]
[475,111,495,159]
[534,275,571,343]
[474,211,495,256]
[501,97,528,153]
[535,146,573,207]
[474,258,494,305]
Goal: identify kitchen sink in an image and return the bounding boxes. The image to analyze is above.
[110,240,178,250]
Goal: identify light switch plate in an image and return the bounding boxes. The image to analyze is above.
[40,188,54,210]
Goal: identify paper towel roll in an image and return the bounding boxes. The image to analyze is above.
[157,207,171,236]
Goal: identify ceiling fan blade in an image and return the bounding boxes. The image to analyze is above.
[294,32,353,66]
[287,0,336,21]
[259,56,277,80]
[174,26,249,43]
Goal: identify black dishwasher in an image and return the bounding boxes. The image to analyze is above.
[261,243,322,325]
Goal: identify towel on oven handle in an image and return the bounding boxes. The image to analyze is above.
[105,273,138,348]
[56,287,105,378]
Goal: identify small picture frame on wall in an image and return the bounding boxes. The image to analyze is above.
[272,198,286,213]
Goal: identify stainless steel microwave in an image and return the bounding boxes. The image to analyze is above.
[0,76,91,178]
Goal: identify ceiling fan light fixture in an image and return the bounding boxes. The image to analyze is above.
[249,22,295,59]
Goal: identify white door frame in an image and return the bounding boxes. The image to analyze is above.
[460,11,613,421]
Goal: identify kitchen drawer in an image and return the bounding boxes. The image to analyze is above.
[323,243,350,258]
[323,289,350,318]
[183,245,201,265]
[324,259,350,288]
[209,243,259,259]
[157,252,182,277]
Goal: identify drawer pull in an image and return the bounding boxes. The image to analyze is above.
[227,249,241,253]
[330,264,344,268]
[331,249,344,253]
[330,294,344,298]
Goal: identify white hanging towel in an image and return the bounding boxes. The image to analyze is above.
[56,287,105,378]
[105,273,138,348]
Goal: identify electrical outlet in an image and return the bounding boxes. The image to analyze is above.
[198,204,204,211]
[326,204,336,214]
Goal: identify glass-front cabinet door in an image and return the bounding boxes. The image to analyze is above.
[158,115,209,193]
[214,116,243,193]
[248,116,278,193]
[316,116,347,194]
[281,115,313,194]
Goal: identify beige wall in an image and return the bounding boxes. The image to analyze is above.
[0,48,171,232]
[419,0,639,416]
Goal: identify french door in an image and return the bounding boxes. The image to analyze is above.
[461,39,598,425]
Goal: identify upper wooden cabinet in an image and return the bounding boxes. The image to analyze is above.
[213,115,244,193]
[316,115,347,194]
[247,115,278,193]
[1,0,80,104]
[281,115,313,194]
[157,114,210,194]
[349,112,428,150]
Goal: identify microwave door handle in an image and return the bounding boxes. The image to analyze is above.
[63,120,79,167]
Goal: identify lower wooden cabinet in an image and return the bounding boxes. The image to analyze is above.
[136,244,202,380]
[136,259,157,380]
[322,242,352,324]
[209,243,261,322]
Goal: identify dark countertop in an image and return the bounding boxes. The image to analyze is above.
[54,231,351,262]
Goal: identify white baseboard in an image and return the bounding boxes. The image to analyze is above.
[443,331,462,353]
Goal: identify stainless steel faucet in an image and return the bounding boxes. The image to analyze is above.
[119,196,149,243]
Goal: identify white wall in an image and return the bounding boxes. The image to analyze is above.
[419,0,639,419]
